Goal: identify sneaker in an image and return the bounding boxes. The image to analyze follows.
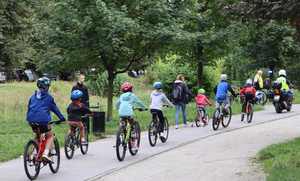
[42,153,52,162]
[175,125,179,129]
[81,138,87,145]
[183,123,188,127]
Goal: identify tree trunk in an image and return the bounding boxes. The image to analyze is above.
[197,60,203,87]
[106,70,115,122]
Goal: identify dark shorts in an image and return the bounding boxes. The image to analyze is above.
[30,124,51,134]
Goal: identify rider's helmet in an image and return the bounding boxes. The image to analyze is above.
[71,90,83,101]
[257,70,263,75]
[121,82,133,92]
[246,79,253,86]
[153,82,163,89]
[198,88,205,94]
[279,69,287,77]
[37,77,51,90]
[220,74,227,81]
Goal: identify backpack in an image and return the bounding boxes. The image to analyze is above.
[172,84,184,101]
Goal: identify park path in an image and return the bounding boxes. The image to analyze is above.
[0,105,300,181]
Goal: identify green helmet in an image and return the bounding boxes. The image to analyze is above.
[198,88,205,94]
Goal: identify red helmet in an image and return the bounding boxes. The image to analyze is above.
[121,82,133,92]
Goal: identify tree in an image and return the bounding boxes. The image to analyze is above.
[35,0,195,121]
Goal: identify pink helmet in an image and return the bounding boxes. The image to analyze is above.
[121,82,133,92]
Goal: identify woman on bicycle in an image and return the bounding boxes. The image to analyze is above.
[26,77,66,162]
[116,82,147,122]
[240,79,256,115]
[67,90,92,144]
[150,82,174,132]
[195,88,212,125]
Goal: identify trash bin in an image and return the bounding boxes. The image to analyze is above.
[92,111,105,133]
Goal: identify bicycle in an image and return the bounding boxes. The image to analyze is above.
[212,101,232,131]
[240,97,254,123]
[194,106,209,127]
[115,108,145,161]
[148,107,169,147]
[256,90,267,105]
[23,120,61,180]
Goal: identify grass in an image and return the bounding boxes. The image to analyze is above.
[0,76,262,162]
[258,138,300,181]
[293,90,300,104]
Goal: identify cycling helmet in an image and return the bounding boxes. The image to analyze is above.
[121,82,133,92]
[246,79,253,85]
[153,82,163,89]
[220,74,227,81]
[198,88,205,94]
[279,69,286,77]
[71,90,83,101]
[37,77,51,90]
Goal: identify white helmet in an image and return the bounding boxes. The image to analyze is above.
[246,79,253,85]
[220,74,227,81]
[278,69,286,77]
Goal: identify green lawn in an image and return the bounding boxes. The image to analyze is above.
[294,90,300,104]
[258,138,300,181]
[0,77,261,162]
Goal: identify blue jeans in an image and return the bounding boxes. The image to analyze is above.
[175,103,187,125]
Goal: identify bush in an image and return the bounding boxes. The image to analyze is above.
[86,72,126,97]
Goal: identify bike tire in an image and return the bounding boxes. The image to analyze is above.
[212,110,220,131]
[80,126,89,155]
[24,140,40,180]
[116,127,126,161]
[129,121,141,156]
[222,107,232,128]
[261,91,268,105]
[195,110,202,127]
[64,134,74,160]
[160,118,169,143]
[49,137,60,174]
[247,104,254,123]
[148,121,158,147]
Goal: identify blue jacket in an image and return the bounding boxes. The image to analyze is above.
[26,90,65,125]
[215,80,235,102]
[116,92,146,117]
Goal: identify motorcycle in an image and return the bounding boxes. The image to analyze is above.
[272,83,293,113]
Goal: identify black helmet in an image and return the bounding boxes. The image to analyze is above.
[37,77,51,90]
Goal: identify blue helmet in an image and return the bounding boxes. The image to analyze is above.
[153,82,163,89]
[71,90,83,100]
[37,77,51,90]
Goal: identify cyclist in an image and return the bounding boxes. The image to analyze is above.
[214,74,237,114]
[240,79,256,115]
[67,90,92,144]
[150,82,174,133]
[254,70,264,90]
[116,82,147,125]
[26,77,65,162]
[276,69,293,101]
[195,88,212,125]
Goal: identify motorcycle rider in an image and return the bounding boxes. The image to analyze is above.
[276,69,293,103]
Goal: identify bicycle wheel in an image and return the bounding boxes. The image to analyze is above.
[247,104,254,123]
[129,121,141,156]
[148,120,158,147]
[195,110,202,127]
[116,127,126,161]
[24,140,40,180]
[212,110,220,131]
[80,126,89,155]
[222,107,232,128]
[64,134,74,160]
[49,137,60,174]
[261,91,267,105]
[160,118,169,143]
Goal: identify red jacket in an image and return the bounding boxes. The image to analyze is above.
[195,94,211,107]
[240,85,256,96]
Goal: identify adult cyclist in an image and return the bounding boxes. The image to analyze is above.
[26,77,66,162]
[214,74,237,114]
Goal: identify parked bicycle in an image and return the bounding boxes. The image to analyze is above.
[212,100,232,131]
[148,106,169,147]
[23,120,61,180]
[115,108,145,161]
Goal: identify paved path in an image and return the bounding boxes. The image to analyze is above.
[1,105,300,181]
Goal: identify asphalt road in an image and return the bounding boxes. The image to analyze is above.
[0,105,300,181]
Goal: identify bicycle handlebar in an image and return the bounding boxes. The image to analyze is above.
[49,120,64,125]
[133,108,148,112]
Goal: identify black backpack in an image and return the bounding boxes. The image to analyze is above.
[172,84,184,101]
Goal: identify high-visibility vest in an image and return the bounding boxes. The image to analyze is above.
[276,77,289,91]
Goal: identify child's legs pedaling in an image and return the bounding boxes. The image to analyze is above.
[151,109,165,132]
[68,121,85,140]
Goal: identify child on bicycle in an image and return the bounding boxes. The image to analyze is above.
[67,90,92,144]
[150,82,174,133]
[195,88,212,125]
[26,77,66,162]
[240,79,256,115]
[116,82,147,123]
